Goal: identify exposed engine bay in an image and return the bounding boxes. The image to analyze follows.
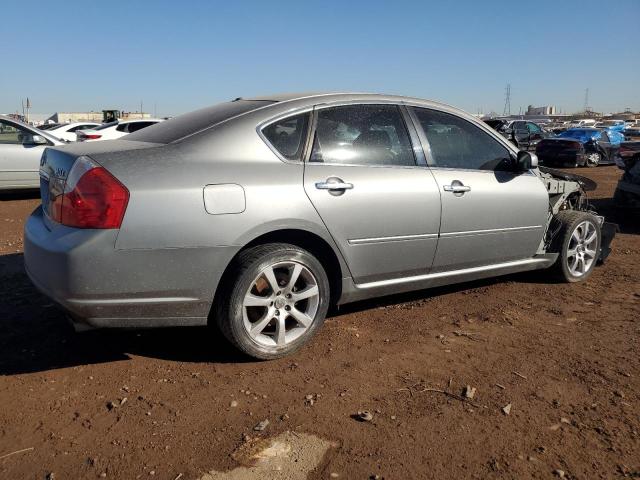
[538,166,617,262]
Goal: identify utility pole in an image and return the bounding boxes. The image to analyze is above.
[140,100,143,119]
[26,97,31,124]
[583,88,589,114]
[503,83,511,116]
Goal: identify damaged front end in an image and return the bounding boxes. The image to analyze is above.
[538,166,617,263]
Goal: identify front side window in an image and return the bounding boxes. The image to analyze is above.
[600,131,609,142]
[0,120,31,145]
[310,105,415,166]
[262,113,310,161]
[411,107,512,171]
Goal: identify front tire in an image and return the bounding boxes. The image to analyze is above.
[214,243,330,360]
[550,211,601,283]
[586,152,601,167]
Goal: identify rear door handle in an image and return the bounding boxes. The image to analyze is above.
[315,177,354,191]
[443,183,471,193]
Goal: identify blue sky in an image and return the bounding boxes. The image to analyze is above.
[1,0,638,117]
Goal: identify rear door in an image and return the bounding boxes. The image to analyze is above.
[597,131,613,161]
[303,104,441,284]
[408,107,549,271]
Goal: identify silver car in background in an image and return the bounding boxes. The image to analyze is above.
[0,115,64,189]
[24,93,615,359]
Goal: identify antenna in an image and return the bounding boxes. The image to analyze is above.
[503,83,511,116]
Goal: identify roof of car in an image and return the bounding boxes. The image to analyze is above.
[241,92,459,111]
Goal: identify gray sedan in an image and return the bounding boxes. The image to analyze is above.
[0,115,64,189]
[24,93,614,359]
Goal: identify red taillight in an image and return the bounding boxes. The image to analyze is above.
[50,156,129,229]
[81,133,102,140]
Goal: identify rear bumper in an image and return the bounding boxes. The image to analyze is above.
[24,206,240,329]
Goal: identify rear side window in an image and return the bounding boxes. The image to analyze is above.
[96,121,118,131]
[126,121,156,133]
[412,107,512,171]
[116,123,128,132]
[262,113,310,161]
[310,104,415,166]
[125,100,275,144]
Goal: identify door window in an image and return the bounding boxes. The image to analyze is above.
[310,105,415,166]
[411,108,512,171]
[262,113,310,161]
[0,121,31,145]
[527,122,542,133]
[126,121,156,133]
[599,131,610,142]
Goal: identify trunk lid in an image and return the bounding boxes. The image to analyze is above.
[39,140,160,222]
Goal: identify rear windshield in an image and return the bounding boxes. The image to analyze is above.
[125,100,276,144]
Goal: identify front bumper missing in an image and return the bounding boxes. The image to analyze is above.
[598,221,618,263]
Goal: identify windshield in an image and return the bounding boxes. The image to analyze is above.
[125,100,275,144]
[558,129,598,141]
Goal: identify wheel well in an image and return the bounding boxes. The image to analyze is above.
[213,229,344,311]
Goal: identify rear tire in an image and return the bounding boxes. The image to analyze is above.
[214,243,330,360]
[549,210,601,283]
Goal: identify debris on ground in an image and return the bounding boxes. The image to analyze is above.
[502,404,512,415]
[463,385,477,399]
[355,411,374,422]
[253,420,269,432]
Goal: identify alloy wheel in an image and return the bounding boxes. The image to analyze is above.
[586,152,600,166]
[242,261,320,348]
[566,220,598,277]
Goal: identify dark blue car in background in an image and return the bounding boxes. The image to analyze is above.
[535,127,623,167]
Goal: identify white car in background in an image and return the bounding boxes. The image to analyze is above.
[46,122,100,142]
[0,115,64,189]
[76,119,163,142]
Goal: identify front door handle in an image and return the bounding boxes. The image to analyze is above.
[443,182,471,193]
[315,177,354,191]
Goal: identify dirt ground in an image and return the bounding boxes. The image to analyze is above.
[0,166,638,480]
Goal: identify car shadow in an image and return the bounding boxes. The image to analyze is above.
[590,197,640,235]
[0,252,555,376]
[0,189,40,201]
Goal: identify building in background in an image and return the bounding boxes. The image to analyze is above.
[526,105,556,116]
[45,110,151,124]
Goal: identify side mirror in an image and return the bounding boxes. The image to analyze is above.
[516,150,538,170]
[24,134,47,145]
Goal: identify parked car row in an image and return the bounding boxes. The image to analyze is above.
[483,117,631,168]
[0,116,163,189]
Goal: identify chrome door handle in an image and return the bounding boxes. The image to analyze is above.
[443,184,471,193]
[315,178,354,190]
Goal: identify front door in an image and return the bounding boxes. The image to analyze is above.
[409,107,549,272]
[0,119,43,188]
[303,104,441,284]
